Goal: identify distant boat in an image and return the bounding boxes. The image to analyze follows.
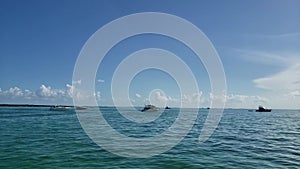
[141,105,159,112]
[256,106,271,112]
[75,106,87,110]
[165,106,171,109]
[50,105,73,111]
[207,107,210,110]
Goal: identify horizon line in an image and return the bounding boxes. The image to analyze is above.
[0,103,299,110]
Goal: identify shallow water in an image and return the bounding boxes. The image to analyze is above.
[1,107,299,168]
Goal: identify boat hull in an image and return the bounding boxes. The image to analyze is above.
[141,105,159,112]
[256,109,272,112]
[50,106,73,111]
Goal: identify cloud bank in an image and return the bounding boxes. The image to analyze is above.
[0,84,101,105]
[1,83,297,108]
[0,84,72,104]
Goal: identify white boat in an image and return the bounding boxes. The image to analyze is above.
[50,105,73,111]
[141,105,160,112]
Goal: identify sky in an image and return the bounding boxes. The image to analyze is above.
[0,0,299,109]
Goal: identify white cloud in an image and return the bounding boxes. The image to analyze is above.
[97,79,105,83]
[252,63,300,109]
[249,48,300,109]
[255,32,300,39]
[289,90,300,97]
[8,87,23,97]
[224,94,269,108]
[72,80,82,85]
[183,92,202,104]
[143,91,179,107]
[0,84,80,104]
[179,92,203,108]
[233,49,291,66]
[135,93,141,98]
[0,87,36,102]
[36,85,56,97]
[253,63,300,91]
[95,91,101,100]
[143,91,204,108]
[147,91,168,107]
[66,84,74,97]
[0,87,35,100]
[154,91,168,102]
[1,87,26,102]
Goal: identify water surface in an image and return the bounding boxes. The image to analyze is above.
[1,107,299,168]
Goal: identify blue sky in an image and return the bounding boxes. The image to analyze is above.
[0,0,299,108]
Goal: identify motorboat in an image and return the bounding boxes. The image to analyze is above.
[75,106,87,110]
[165,106,171,109]
[256,106,271,112]
[141,105,160,112]
[50,105,73,111]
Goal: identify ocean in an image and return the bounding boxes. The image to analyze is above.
[1,107,299,168]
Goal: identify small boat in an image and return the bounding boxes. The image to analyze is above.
[141,105,159,112]
[75,106,87,110]
[165,106,171,109]
[50,105,73,111]
[256,106,271,112]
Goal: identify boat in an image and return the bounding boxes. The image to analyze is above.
[75,106,87,110]
[50,105,73,111]
[141,105,160,112]
[255,106,271,112]
[165,106,171,109]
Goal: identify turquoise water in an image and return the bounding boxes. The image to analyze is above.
[1,107,299,168]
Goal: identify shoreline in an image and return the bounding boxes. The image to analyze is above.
[0,104,62,107]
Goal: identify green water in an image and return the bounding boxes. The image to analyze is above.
[1,107,299,168]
